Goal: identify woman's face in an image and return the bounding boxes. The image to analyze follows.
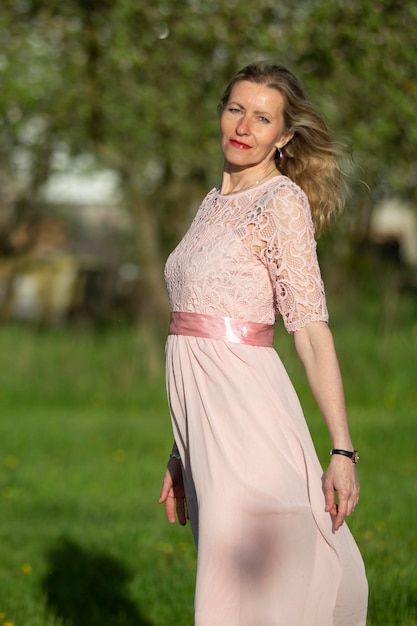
[220,80,292,171]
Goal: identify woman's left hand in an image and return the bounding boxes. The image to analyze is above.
[322,454,360,532]
[158,457,188,526]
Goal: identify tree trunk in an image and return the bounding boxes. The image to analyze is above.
[125,167,170,377]
[126,165,170,322]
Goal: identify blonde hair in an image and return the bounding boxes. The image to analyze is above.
[219,62,346,234]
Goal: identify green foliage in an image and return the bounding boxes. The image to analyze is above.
[2,0,416,192]
[1,0,417,311]
[295,0,417,198]
[0,302,416,624]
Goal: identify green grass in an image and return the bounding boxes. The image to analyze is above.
[0,304,416,625]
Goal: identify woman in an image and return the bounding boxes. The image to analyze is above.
[159,62,368,625]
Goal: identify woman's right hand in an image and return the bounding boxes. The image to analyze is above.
[158,457,188,525]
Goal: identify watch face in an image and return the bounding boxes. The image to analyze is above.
[352,450,359,464]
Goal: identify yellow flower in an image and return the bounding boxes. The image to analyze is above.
[178,542,190,553]
[4,455,19,469]
[4,621,14,626]
[156,541,174,554]
[0,613,6,620]
[112,449,127,463]
[21,563,32,575]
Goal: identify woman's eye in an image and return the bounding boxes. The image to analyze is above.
[259,116,270,123]
[228,107,241,114]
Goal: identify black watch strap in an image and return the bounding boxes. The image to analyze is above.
[330,449,359,464]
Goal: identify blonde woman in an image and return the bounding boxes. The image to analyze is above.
[159,62,368,626]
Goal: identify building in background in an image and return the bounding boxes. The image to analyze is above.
[0,167,142,325]
[370,198,417,267]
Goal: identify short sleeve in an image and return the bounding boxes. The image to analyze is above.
[256,182,329,333]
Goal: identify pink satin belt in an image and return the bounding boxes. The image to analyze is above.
[169,311,274,347]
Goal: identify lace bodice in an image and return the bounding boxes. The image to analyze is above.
[164,175,328,333]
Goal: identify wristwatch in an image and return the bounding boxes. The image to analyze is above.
[330,449,359,464]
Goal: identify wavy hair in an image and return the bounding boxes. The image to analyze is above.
[218,62,346,234]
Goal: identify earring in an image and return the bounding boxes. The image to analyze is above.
[276,147,284,159]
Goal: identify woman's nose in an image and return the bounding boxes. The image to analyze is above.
[236,116,250,135]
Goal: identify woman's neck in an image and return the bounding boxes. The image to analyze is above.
[220,164,279,195]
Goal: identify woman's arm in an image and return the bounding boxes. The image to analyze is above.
[294,320,360,531]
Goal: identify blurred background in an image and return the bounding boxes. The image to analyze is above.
[0,0,416,333]
[0,1,416,625]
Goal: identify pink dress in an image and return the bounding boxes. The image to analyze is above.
[164,176,368,626]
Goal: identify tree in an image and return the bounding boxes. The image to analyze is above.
[294,0,417,238]
[1,0,417,321]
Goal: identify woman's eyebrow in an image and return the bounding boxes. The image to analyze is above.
[228,101,273,116]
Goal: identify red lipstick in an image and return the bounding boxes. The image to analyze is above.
[230,139,251,150]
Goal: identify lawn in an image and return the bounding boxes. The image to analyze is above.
[0,294,416,625]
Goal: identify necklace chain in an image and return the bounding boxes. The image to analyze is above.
[223,167,278,195]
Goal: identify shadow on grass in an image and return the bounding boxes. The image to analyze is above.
[41,537,152,626]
